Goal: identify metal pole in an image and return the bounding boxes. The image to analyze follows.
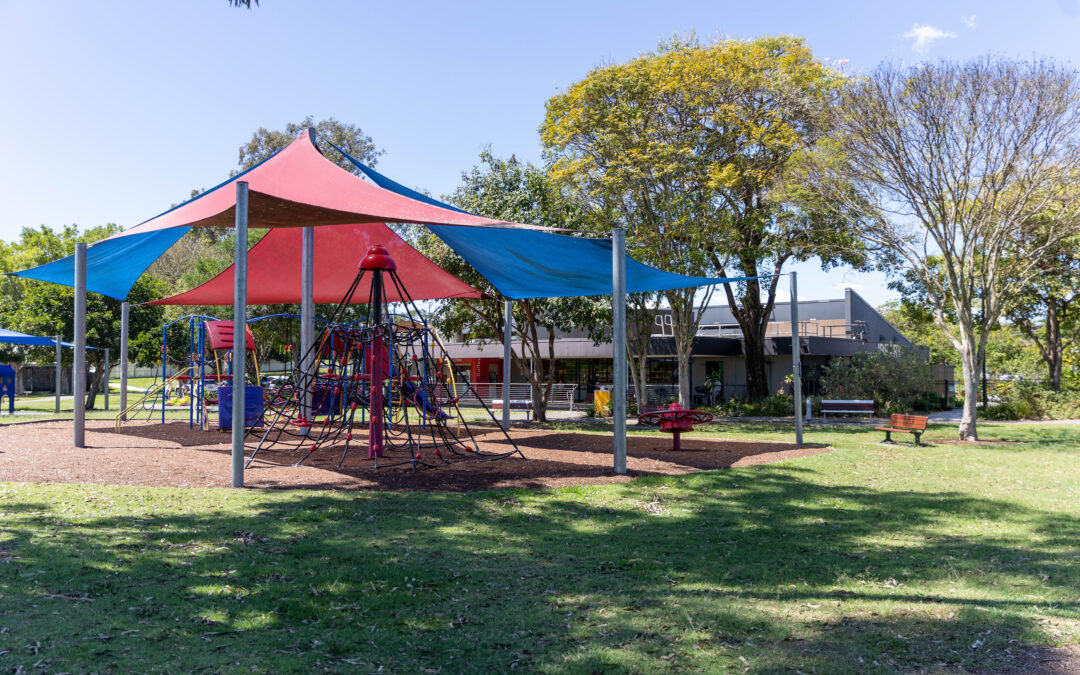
[54,334,61,414]
[981,291,988,409]
[120,301,129,420]
[300,226,314,429]
[791,271,803,445]
[231,182,249,488]
[73,242,86,447]
[502,299,512,431]
[369,268,385,458]
[103,348,110,411]
[612,227,627,474]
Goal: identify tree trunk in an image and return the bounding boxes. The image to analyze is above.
[743,334,769,400]
[637,359,648,412]
[626,293,656,412]
[1045,297,1063,391]
[677,349,692,408]
[530,378,544,423]
[626,346,649,413]
[85,356,105,410]
[665,287,710,408]
[958,333,980,441]
[716,255,785,403]
[11,362,26,395]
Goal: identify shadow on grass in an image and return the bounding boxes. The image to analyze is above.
[0,464,1077,672]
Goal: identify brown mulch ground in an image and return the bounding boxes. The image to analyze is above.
[0,419,829,492]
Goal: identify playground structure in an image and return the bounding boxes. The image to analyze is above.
[16,128,803,486]
[248,244,523,470]
[638,403,715,451]
[0,364,14,415]
[117,314,297,431]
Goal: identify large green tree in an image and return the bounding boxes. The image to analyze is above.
[542,35,860,403]
[0,225,166,408]
[817,57,1080,439]
[1002,236,1080,391]
[416,151,608,422]
[237,115,381,175]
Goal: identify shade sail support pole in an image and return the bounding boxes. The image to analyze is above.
[73,242,86,447]
[791,271,803,446]
[612,227,627,474]
[120,301,129,419]
[502,299,512,431]
[300,226,314,427]
[54,334,61,414]
[103,348,110,411]
[231,182,249,488]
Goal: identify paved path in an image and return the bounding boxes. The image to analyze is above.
[929,408,965,423]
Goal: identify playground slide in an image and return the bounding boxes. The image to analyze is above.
[400,380,451,420]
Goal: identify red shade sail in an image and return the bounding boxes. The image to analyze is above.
[148,223,482,305]
[117,130,543,239]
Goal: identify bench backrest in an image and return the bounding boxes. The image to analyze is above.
[821,399,875,411]
[889,413,928,430]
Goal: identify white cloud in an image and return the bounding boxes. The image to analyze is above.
[902,24,957,52]
[961,14,977,29]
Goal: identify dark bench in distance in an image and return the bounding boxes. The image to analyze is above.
[875,414,928,446]
[821,399,875,419]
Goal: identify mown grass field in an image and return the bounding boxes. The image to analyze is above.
[0,422,1077,673]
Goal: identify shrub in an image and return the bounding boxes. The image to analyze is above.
[910,391,952,413]
[707,393,794,417]
[821,347,932,413]
[1008,384,1080,420]
[761,393,795,416]
[979,403,1021,421]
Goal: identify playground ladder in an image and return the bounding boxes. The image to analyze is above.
[115,366,194,431]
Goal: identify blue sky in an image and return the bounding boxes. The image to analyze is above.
[2,0,1078,307]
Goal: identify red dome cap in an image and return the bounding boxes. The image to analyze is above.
[359,244,397,271]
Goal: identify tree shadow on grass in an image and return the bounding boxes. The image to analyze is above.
[0,464,1077,673]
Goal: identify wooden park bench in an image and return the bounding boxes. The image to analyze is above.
[821,399,875,419]
[875,414,929,446]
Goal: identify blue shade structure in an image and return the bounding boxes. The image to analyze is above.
[10,227,191,300]
[0,328,79,348]
[325,138,767,299]
[427,225,760,300]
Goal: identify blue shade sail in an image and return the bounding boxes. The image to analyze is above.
[427,225,760,300]
[0,328,77,348]
[9,227,191,300]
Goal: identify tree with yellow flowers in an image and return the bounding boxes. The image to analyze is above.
[542,35,863,403]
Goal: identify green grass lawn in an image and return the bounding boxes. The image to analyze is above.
[4,396,191,422]
[0,422,1077,673]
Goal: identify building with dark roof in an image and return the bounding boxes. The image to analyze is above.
[441,289,944,406]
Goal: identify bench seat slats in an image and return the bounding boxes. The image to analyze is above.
[877,413,929,446]
[821,399,875,417]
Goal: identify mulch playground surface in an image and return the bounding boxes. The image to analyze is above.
[0,420,830,492]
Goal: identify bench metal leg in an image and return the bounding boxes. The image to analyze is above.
[882,430,892,443]
[913,432,921,447]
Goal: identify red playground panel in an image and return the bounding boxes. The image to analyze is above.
[637,403,714,451]
[203,320,256,351]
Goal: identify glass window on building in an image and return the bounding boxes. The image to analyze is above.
[646,359,678,385]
